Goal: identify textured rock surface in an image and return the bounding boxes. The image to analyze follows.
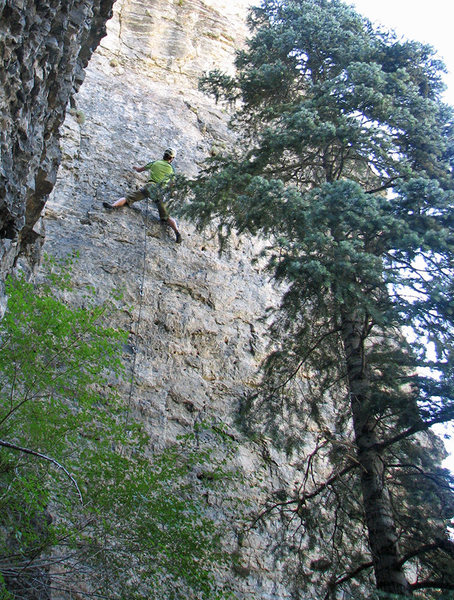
[43,71,295,599]
[0,3,116,597]
[0,0,318,597]
[0,0,115,298]
[38,1,307,597]
[101,0,250,85]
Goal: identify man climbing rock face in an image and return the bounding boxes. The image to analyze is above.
[103,148,182,243]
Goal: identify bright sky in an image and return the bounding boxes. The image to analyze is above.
[350,1,454,471]
[349,0,454,107]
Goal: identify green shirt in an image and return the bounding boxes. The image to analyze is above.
[145,160,175,185]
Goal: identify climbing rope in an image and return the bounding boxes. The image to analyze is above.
[124,197,149,427]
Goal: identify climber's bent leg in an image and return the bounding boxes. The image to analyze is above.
[165,216,182,243]
[124,188,147,206]
[155,197,181,243]
[103,188,147,210]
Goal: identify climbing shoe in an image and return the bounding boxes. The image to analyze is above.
[175,232,182,244]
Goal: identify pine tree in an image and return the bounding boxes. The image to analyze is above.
[177,0,454,597]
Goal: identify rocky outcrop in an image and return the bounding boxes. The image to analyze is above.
[2,0,311,597]
[0,0,116,295]
[101,0,250,86]
[38,1,305,597]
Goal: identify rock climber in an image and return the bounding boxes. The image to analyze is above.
[103,147,182,243]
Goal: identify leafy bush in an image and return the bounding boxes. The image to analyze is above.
[0,255,235,599]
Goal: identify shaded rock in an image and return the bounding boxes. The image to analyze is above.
[0,0,115,289]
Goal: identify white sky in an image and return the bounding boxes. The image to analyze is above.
[349,0,454,106]
[350,1,454,471]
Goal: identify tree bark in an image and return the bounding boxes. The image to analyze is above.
[341,312,412,597]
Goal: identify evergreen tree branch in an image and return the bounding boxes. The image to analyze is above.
[266,325,343,391]
[398,538,454,568]
[386,463,454,491]
[378,411,454,451]
[324,560,374,599]
[365,177,400,195]
[411,581,454,591]
[248,499,297,530]
[299,461,358,503]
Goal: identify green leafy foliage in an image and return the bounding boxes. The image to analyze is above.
[0,255,237,599]
[176,0,454,597]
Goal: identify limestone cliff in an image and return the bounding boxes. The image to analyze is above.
[103,0,250,85]
[37,1,303,598]
[0,0,116,294]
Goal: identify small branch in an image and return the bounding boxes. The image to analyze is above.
[324,560,374,599]
[248,498,297,530]
[301,461,357,502]
[365,176,399,194]
[296,439,329,497]
[398,538,454,568]
[378,411,454,451]
[0,439,83,505]
[250,459,358,532]
[269,325,343,391]
[387,462,454,491]
[411,581,454,591]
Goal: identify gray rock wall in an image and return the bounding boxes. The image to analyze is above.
[101,0,250,86]
[1,0,320,597]
[40,1,307,597]
[0,0,116,288]
[43,59,296,597]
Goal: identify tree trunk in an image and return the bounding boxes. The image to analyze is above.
[341,313,412,597]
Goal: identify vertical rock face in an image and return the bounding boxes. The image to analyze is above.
[0,4,117,596]
[2,0,313,598]
[0,0,115,284]
[102,0,249,85]
[40,1,303,597]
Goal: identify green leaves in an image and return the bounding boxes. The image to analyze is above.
[0,255,236,599]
